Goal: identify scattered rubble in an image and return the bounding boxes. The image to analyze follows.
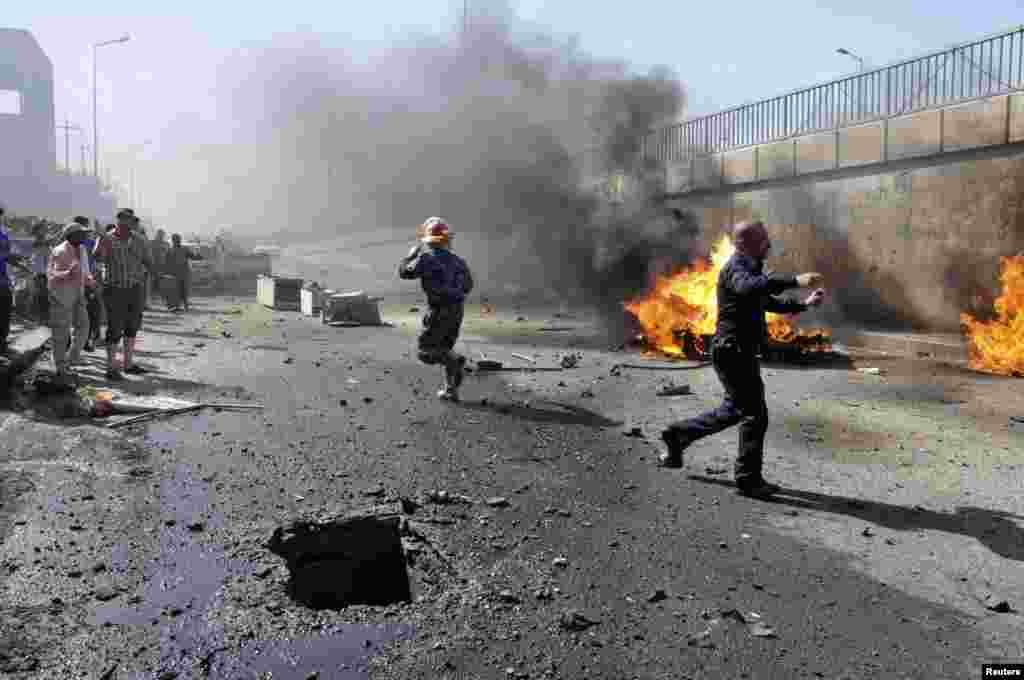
[559,353,581,369]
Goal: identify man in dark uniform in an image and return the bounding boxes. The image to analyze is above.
[399,217,474,402]
[658,220,825,498]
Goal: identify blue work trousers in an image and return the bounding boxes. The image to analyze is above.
[667,341,769,483]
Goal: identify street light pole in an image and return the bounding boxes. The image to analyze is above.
[92,34,131,180]
[836,47,865,72]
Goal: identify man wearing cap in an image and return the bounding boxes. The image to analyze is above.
[93,209,152,380]
[399,217,474,402]
[47,222,94,380]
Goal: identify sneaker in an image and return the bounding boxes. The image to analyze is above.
[657,428,691,468]
[105,368,124,381]
[735,478,781,499]
[437,388,460,403]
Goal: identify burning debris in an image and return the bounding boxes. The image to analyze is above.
[960,254,1024,377]
[623,235,832,360]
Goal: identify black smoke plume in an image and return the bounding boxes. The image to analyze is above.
[215,2,697,315]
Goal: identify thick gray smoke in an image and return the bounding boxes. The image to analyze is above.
[216,3,697,314]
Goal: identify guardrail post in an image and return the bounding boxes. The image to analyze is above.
[938,107,944,153]
[1006,90,1014,144]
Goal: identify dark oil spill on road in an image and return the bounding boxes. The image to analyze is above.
[92,421,414,679]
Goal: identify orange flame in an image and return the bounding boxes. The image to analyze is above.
[960,254,1024,377]
[623,235,830,357]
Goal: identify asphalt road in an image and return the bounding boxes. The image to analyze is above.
[0,295,1021,679]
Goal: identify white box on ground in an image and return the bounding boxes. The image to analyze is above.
[321,291,383,325]
[258,275,304,310]
[301,288,326,316]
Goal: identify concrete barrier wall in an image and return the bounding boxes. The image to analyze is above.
[943,96,1008,151]
[838,121,884,167]
[795,132,835,174]
[887,109,942,160]
[672,152,1024,332]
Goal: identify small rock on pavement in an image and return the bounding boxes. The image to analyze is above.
[498,590,521,604]
[861,527,874,537]
[686,628,714,648]
[552,557,569,568]
[647,588,669,603]
[623,427,643,438]
[93,585,120,601]
[559,609,599,632]
[984,596,1016,613]
[535,587,555,601]
[486,496,510,508]
[187,521,205,532]
[283,357,294,364]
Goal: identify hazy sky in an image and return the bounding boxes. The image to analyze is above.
[5,1,1021,231]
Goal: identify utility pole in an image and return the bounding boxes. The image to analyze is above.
[80,144,89,175]
[56,119,82,174]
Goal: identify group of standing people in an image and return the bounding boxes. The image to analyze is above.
[0,205,203,384]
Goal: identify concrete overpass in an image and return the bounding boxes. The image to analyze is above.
[639,25,1024,199]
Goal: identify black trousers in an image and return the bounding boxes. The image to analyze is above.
[104,284,144,344]
[417,303,465,386]
[0,286,12,348]
[33,274,49,322]
[667,341,769,482]
[85,289,102,341]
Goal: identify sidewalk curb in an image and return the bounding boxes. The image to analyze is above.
[842,330,968,362]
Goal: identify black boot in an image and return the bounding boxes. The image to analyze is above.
[658,427,692,468]
[735,477,781,498]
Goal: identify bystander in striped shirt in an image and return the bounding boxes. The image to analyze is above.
[94,229,150,288]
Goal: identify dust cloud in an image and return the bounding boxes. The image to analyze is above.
[211,1,698,312]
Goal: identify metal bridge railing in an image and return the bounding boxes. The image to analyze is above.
[639,25,1024,165]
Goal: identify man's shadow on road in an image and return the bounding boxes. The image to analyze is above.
[688,474,1024,562]
[459,399,622,429]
